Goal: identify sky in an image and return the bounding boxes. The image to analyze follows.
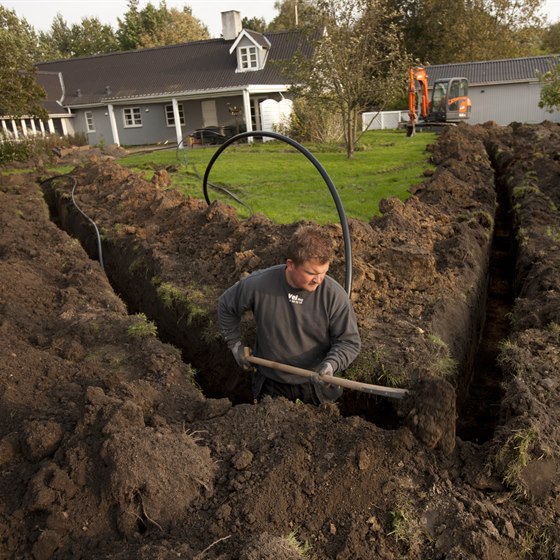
[1,0,560,38]
[1,0,279,37]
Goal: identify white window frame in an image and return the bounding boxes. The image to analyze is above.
[238,46,258,71]
[85,111,95,133]
[123,107,142,128]
[165,104,185,127]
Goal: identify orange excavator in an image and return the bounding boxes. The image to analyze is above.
[407,66,471,136]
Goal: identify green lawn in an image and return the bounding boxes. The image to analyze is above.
[119,129,436,224]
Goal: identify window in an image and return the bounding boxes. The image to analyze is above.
[123,107,142,127]
[165,104,185,127]
[431,83,447,113]
[85,111,95,132]
[239,46,258,70]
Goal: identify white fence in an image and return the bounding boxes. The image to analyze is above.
[362,110,408,131]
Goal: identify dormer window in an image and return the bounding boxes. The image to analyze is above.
[239,46,258,70]
[230,29,270,73]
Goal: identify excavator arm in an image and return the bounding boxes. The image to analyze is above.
[408,66,429,128]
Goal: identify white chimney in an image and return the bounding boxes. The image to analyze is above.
[221,10,242,40]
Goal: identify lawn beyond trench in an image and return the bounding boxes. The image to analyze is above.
[119,129,437,224]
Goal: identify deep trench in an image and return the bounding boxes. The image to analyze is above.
[455,167,515,443]
[41,159,516,441]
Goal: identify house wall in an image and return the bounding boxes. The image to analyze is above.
[72,95,250,147]
[116,103,183,146]
[73,108,113,146]
[468,82,560,126]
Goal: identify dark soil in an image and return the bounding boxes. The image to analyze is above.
[1,122,559,559]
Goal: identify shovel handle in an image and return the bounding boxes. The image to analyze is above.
[245,354,408,400]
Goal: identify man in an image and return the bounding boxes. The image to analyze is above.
[217,224,361,405]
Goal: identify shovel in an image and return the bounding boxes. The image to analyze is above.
[245,350,457,454]
[244,351,408,400]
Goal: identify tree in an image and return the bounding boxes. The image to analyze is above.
[0,7,46,119]
[117,1,208,50]
[538,63,560,112]
[137,6,209,48]
[117,0,142,50]
[286,0,407,158]
[542,22,560,53]
[67,17,118,56]
[391,0,545,64]
[268,0,321,31]
[242,16,267,33]
[39,14,118,59]
[42,14,73,59]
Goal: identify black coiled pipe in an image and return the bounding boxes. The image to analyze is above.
[202,130,353,295]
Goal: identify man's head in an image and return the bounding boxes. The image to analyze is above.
[285,225,334,292]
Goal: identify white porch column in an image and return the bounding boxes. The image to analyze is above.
[39,120,46,136]
[172,98,183,147]
[11,120,19,139]
[242,89,253,144]
[60,118,68,136]
[107,104,120,146]
[2,120,9,136]
[47,119,55,133]
[21,120,28,137]
[30,119,37,136]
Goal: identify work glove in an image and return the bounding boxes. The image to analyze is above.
[315,362,334,377]
[231,341,252,371]
[312,361,342,402]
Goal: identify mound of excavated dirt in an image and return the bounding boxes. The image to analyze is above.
[1,122,559,559]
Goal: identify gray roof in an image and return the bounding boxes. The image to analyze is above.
[426,55,560,86]
[245,30,271,49]
[36,30,309,107]
[35,71,67,114]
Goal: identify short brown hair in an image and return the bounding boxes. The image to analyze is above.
[286,225,334,266]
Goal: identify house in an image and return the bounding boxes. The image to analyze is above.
[363,54,560,130]
[1,11,308,147]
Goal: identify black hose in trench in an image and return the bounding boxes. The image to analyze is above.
[202,130,353,295]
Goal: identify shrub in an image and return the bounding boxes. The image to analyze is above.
[281,98,343,145]
[0,131,88,166]
[0,136,33,165]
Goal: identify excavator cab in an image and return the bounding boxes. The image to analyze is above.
[427,77,470,123]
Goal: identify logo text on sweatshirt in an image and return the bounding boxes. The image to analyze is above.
[288,292,304,305]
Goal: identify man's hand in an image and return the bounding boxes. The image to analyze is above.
[231,341,252,370]
[316,362,334,377]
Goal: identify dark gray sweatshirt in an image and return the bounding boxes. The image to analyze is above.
[218,264,361,395]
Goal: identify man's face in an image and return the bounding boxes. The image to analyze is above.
[285,258,330,292]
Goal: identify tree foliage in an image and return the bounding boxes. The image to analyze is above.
[392,0,545,64]
[286,0,407,158]
[538,63,560,112]
[117,0,208,50]
[38,14,118,59]
[242,16,268,33]
[541,22,560,53]
[0,7,46,118]
[268,0,322,31]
